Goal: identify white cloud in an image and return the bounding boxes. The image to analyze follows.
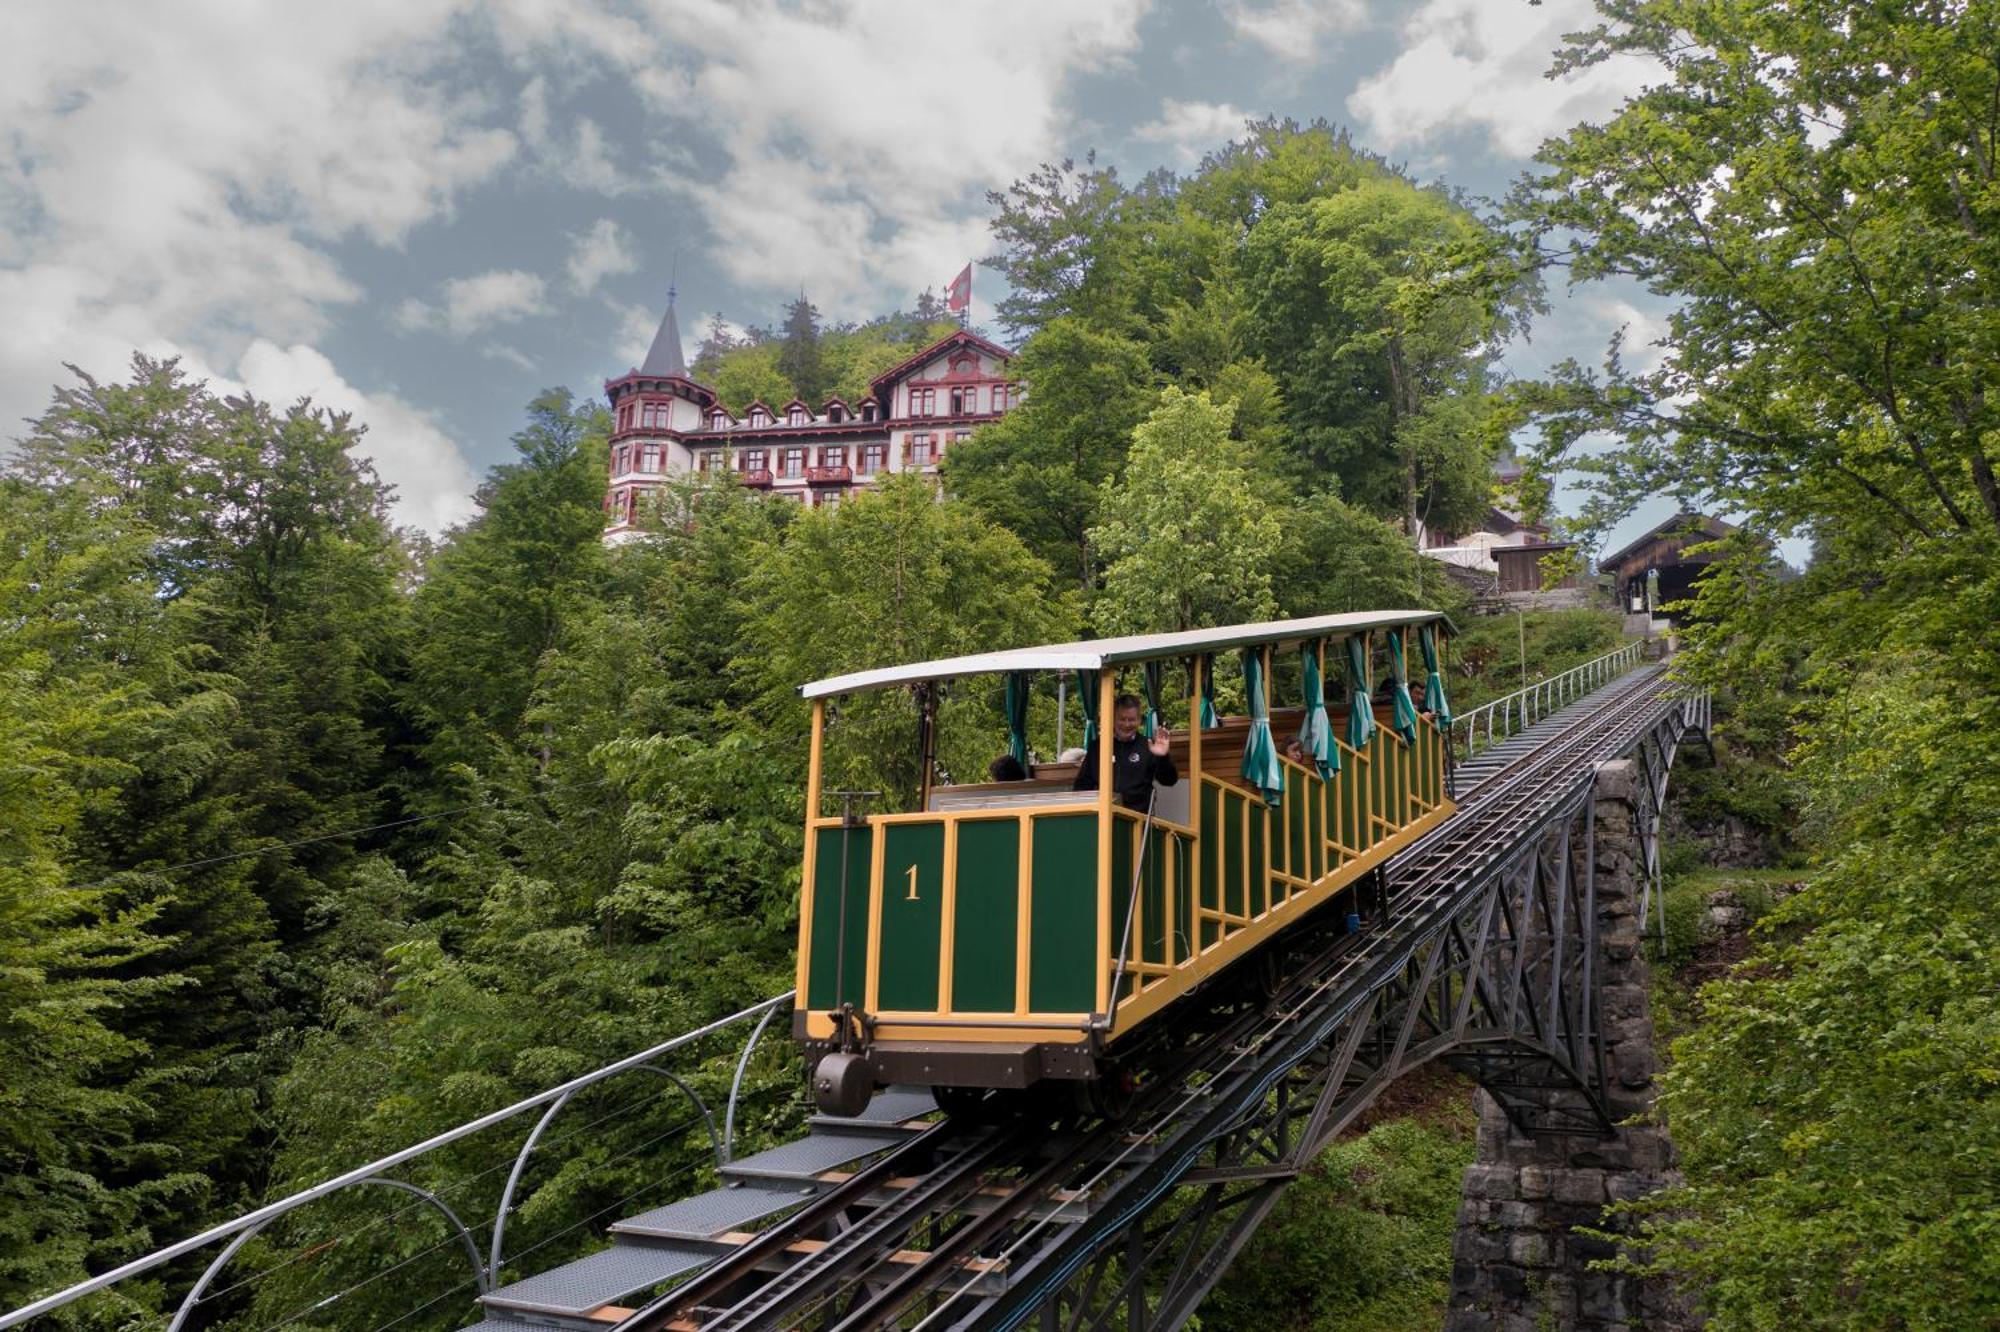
[234,341,479,533]
[1347,0,1658,157]
[566,218,639,295]
[395,269,550,337]
[1218,0,1369,64]
[627,0,1149,316]
[1133,99,1252,166]
[0,1,534,528]
[1591,297,1672,375]
[612,301,663,369]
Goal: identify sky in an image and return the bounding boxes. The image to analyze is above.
[1,0,1676,543]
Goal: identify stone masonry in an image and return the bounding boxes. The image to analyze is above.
[1443,760,1699,1330]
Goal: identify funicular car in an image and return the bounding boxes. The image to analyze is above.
[791,611,1456,1115]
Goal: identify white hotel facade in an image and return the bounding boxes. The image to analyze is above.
[603,293,1018,540]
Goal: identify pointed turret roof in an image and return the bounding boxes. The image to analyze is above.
[640,285,689,378]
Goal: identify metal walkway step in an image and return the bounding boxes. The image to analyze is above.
[720,1131,909,1186]
[612,1184,808,1242]
[813,1084,937,1127]
[481,1243,712,1318]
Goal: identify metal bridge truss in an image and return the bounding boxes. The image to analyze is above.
[994,690,1709,1332]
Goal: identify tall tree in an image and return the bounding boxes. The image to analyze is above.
[1239,179,1531,535]
[941,318,1157,589]
[745,476,1074,806]
[1509,5,2000,1325]
[776,294,826,404]
[1516,0,2000,546]
[406,389,610,782]
[1089,388,1284,635]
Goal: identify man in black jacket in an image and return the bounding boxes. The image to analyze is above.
[1073,695,1177,810]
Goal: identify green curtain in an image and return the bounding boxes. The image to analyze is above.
[1199,653,1220,729]
[1418,623,1452,727]
[1344,635,1377,751]
[1386,628,1420,744]
[1298,641,1337,777]
[1240,649,1283,807]
[1142,660,1165,738]
[1074,669,1099,749]
[1005,671,1031,765]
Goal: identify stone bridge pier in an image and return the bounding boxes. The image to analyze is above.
[1445,760,1699,1331]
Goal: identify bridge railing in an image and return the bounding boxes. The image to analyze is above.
[1451,641,1647,760]
[1,991,797,1332]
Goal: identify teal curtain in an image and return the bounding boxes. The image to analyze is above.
[1199,653,1220,729]
[1239,649,1283,807]
[1298,641,1337,777]
[1386,629,1420,744]
[1074,669,1099,749]
[1142,660,1165,738]
[1418,623,1452,727]
[1344,635,1377,751]
[1004,671,1031,765]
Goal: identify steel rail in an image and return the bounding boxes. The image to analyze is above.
[608,1118,966,1332]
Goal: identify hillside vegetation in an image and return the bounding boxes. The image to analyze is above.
[8,3,1999,1323]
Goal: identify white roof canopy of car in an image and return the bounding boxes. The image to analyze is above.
[799,609,1453,699]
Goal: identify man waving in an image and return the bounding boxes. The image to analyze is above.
[1073,694,1178,811]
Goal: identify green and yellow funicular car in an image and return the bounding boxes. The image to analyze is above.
[794,610,1456,1115]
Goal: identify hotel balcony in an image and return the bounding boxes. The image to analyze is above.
[739,468,774,488]
[806,465,853,486]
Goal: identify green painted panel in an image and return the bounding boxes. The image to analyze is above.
[806,824,874,1011]
[1141,827,1169,965]
[878,823,945,1012]
[1221,793,1245,922]
[951,820,1019,1013]
[1309,775,1325,881]
[1030,814,1099,1013]
[1200,785,1223,914]
[1172,839,1194,967]
[1249,804,1269,918]
[1287,773,1309,887]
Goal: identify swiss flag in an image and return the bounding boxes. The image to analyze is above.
[945,263,972,313]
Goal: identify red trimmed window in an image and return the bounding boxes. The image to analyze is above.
[780,448,806,478]
[742,448,767,472]
[906,432,935,464]
[910,386,936,417]
[821,445,847,468]
[858,443,886,475]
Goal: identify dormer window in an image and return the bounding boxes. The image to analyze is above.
[788,406,807,426]
[749,407,771,428]
[709,409,731,430]
[862,401,878,422]
[826,402,846,423]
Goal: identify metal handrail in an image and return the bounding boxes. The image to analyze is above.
[1450,641,1646,760]
[2,990,795,1331]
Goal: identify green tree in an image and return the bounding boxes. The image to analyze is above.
[1239,178,1531,534]
[407,389,610,782]
[942,319,1157,588]
[710,342,797,417]
[0,476,187,1309]
[1090,388,1284,635]
[745,476,1074,806]
[1507,5,2000,1325]
[776,294,826,405]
